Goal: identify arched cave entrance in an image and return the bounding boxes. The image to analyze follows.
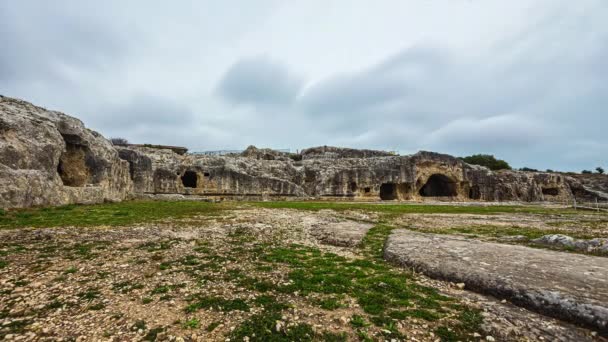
[469,185,481,200]
[57,135,90,187]
[380,183,397,200]
[181,171,198,188]
[419,174,458,197]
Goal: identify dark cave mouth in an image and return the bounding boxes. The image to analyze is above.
[419,174,458,197]
[380,183,397,200]
[181,171,198,188]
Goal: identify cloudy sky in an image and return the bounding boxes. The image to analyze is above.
[1,1,606,171]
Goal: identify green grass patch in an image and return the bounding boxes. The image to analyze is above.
[0,200,231,229]
[426,224,603,240]
[350,315,369,328]
[313,295,345,310]
[251,201,583,216]
[113,281,144,294]
[78,288,101,301]
[64,266,78,274]
[183,318,200,329]
[260,241,447,326]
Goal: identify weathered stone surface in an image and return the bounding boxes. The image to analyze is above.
[570,174,608,200]
[2,95,607,208]
[301,145,395,160]
[532,234,608,254]
[310,221,374,247]
[120,145,588,203]
[0,95,131,208]
[384,230,608,333]
[116,145,306,199]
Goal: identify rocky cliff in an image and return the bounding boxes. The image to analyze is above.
[0,95,603,208]
[117,145,591,203]
[0,96,131,208]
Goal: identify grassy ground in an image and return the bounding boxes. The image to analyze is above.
[415,224,601,240]
[0,201,231,229]
[0,200,496,341]
[251,201,585,216]
[1,200,598,230]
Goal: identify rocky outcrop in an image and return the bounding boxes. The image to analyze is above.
[568,174,608,200]
[0,95,131,208]
[301,145,395,160]
[531,234,608,254]
[115,145,306,199]
[117,145,583,203]
[2,95,606,208]
[384,229,608,333]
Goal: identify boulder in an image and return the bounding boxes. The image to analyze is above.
[532,234,608,254]
[384,230,608,333]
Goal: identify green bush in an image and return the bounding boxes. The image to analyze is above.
[461,154,511,171]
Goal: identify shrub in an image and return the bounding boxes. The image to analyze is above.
[461,154,511,171]
[288,153,303,162]
[110,137,129,146]
[519,167,538,172]
[596,167,605,174]
[582,170,593,174]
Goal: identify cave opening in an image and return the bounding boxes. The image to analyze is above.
[57,136,90,187]
[542,187,559,196]
[469,185,481,200]
[419,174,458,197]
[181,171,198,188]
[380,183,397,200]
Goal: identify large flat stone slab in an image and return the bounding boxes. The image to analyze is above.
[384,230,608,334]
[311,221,373,247]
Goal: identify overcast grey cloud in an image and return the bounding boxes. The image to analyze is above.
[217,57,303,107]
[0,0,606,171]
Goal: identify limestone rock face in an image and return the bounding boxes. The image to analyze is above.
[2,95,605,208]
[118,145,585,203]
[301,146,395,160]
[116,145,306,199]
[569,174,608,200]
[0,95,131,208]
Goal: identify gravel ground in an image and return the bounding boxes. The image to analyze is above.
[0,207,606,341]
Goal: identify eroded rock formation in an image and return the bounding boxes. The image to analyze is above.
[0,96,131,208]
[0,95,604,208]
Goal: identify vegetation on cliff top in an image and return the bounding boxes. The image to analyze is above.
[460,154,511,171]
